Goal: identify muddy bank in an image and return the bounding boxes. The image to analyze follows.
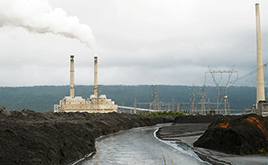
[0,107,175,165]
[156,123,210,140]
[156,123,232,165]
[194,114,268,155]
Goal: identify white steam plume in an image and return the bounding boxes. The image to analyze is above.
[0,0,96,52]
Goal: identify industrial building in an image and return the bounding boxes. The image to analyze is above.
[54,55,118,113]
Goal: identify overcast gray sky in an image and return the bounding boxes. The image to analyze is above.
[1,0,268,87]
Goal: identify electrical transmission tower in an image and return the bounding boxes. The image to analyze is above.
[206,66,238,115]
[151,85,160,110]
[200,84,206,115]
[191,84,196,113]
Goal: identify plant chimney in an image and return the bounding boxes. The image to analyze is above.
[94,56,98,97]
[70,55,75,98]
[255,3,265,106]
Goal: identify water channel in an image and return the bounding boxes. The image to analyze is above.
[80,124,209,165]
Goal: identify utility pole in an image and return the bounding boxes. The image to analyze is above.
[134,98,137,114]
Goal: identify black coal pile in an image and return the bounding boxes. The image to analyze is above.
[0,107,175,165]
[194,114,268,155]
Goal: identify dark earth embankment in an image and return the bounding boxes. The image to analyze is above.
[0,107,176,165]
[194,114,268,155]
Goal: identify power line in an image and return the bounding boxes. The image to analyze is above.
[230,62,268,86]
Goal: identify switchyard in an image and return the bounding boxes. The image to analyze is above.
[127,4,268,116]
[127,85,238,115]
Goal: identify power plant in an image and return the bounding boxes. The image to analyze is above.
[54,55,118,113]
[53,3,267,116]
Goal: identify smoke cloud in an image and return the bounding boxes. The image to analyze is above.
[0,0,96,52]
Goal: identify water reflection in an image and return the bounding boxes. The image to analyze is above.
[81,124,208,165]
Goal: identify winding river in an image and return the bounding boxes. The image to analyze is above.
[80,124,209,165]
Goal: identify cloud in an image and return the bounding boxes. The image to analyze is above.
[0,0,96,51]
[1,0,268,86]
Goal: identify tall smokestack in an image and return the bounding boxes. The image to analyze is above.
[255,3,265,106]
[94,56,98,97]
[70,55,75,99]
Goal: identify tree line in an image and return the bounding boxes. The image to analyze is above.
[0,85,260,112]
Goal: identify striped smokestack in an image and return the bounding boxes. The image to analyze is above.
[70,55,75,98]
[255,3,265,106]
[94,56,98,97]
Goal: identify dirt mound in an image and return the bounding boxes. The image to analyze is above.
[193,114,268,155]
[173,115,241,124]
[0,108,175,165]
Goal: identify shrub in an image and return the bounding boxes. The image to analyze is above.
[136,111,183,116]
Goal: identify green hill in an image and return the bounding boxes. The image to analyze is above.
[0,85,259,112]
